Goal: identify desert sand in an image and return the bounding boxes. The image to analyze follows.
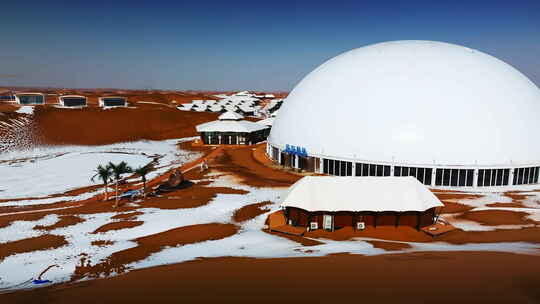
[1,88,540,303]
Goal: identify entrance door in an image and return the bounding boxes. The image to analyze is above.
[323,214,333,231]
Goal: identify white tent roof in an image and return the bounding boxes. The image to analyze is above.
[219,111,244,120]
[196,120,269,133]
[194,104,208,112]
[209,105,224,112]
[281,176,443,212]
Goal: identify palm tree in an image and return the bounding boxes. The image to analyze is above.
[91,165,112,201]
[107,161,133,207]
[133,164,153,199]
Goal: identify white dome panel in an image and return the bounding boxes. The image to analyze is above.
[269,40,540,166]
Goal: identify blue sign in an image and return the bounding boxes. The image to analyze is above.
[284,144,308,157]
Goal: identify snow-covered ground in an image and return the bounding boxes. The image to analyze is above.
[1,170,539,292]
[15,106,34,115]
[0,138,200,203]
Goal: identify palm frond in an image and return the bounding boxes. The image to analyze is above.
[91,164,112,184]
[108,161,133,180]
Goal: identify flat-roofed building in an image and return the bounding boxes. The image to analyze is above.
[58,95,87,107]
[14,93,45,105]
[282,176,443,231]
[99,96,128,107]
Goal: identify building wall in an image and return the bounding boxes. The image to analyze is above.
[267,143,540,189]
[284,207,437,230]
[200,129,268,145]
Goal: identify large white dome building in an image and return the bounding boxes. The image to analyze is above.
[267,40,540,189]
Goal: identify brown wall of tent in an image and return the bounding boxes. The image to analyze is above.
[285,207,437,230]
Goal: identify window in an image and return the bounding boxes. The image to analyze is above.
[513,166,540,185]
[62,97,86,107]
[271,147,279,161]
[458,170,467,187]
[436,168,474,187]
[435,169,443,186]
[355,163,362,176]
[355,163,390,177]
[383,166,391,176]
[395,166,433,185]
[442,169,451,186]
[323,159,329,174]
[450,169,458,187]
[478,169,510,187]
[19,95,44,104]
[376,165,383,176]
[324,159,353,176]
[103,98,126,106]
[394,166,401,176]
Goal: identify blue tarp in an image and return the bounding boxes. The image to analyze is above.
[119,189,142,199]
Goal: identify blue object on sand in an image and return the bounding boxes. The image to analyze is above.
[32,279,52,284]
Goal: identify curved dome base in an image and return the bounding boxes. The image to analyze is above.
[267,142,540,191]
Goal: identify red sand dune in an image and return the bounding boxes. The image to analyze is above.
[486,202,528,208]
[32,106,218,146]
[233,201,272,222]
[0,235,67,262]
[5,252,540,304]
[365,240,412,251]
[92,221,144,234]
[438,201,475,214]
[458,210,537,226]
[73,223,238,279]
[2,97,540,303]
[111,211,144,220]
[34,215,84,231]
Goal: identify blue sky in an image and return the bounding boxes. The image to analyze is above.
[1,0,539,91]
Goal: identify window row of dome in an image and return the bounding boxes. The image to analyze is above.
[269,145,539,188]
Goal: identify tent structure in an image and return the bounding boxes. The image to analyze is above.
[281,176,443,231]
[58,95,87,107]
[99,96,127,107]
[195,111,269,145]
[14,93,45,105]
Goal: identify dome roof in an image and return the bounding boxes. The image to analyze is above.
[269,40,540,166]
